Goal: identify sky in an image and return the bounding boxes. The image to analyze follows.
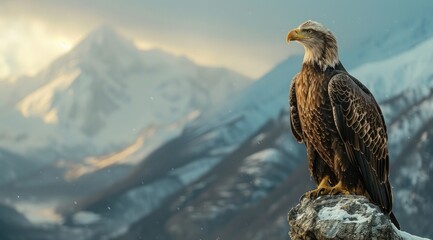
[0,0,432,79]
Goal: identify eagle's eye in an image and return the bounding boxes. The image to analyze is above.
[306,29,313,34]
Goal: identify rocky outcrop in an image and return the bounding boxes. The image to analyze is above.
[288,195,430,240]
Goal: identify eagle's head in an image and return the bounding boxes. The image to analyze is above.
[287,20,339,70]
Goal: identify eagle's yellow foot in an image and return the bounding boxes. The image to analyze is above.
[301,178,351,200]
[304,185,334,199]
[302,176,332,200]
[329,181,351,195]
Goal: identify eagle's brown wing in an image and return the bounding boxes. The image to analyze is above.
[289,73,303,143]
[328,73,392,213]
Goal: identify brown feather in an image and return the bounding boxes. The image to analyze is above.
[329,73,392,212]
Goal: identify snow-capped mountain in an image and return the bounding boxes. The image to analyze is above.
[352,35,433,101]
[0,26,251,161]
[340,16,433,70]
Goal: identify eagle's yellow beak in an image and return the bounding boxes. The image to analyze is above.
[286,28,306,43]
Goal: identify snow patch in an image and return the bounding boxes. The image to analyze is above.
[72,211,101,225]
[169,157,220,185]
[17,69,81,124]
[392,224,431,240]
[244,149,284,164]
[13,201,63,225]
[318,200,374,224]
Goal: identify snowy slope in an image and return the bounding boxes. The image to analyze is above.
[352,35,433,101]
[341,16,433,70]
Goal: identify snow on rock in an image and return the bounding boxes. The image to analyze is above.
[288,195,430,240]
[394,225,432,240]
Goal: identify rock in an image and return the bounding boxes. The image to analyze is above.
[288,195,430,240]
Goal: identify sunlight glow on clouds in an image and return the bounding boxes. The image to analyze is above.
[1,0,433,80]
[0,18,75,80]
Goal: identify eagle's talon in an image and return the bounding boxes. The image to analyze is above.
[304,185,334,200]
[304,181,352,199]
[328,182,351,196]
[301,190,315,200]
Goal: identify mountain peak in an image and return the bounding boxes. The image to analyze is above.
[85,25,121,42]
[71,25,136,55]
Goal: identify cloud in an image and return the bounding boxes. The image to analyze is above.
[0,56,11,79]
[0,17,75,79]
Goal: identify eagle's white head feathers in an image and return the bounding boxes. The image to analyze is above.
[287,20,339,71]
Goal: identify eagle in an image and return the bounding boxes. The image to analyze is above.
[287,20,400,229]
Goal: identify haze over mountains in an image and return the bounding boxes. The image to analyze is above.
[1,13,433,240]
